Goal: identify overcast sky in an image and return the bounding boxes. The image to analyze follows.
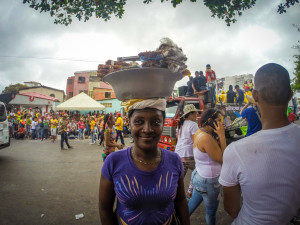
[0,0,299,93]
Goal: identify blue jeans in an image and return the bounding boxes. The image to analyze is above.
[31,129,36,139]
[78,128,84,139]
[188,170,221,225]
[91,129,95,143]
[115,130,125,145]
[207,82,216,104]
[37,127,42,139]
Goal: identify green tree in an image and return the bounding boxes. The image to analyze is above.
[2,83,28,94]
[291,24,300,92]
[23,0,299,26]
[291,54,300,92]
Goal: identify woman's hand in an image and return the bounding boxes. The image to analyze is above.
[214,121,225,138]
[117,144,123,150]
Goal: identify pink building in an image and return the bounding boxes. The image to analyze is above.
[66,70,96,99]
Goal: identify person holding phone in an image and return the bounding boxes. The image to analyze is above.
[188,109,226,225]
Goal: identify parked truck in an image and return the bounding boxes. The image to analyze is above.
[158,92,244,151]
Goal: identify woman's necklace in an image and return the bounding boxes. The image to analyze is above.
[131,148,162,165]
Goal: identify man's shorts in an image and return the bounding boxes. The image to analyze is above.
[51,128,57,136]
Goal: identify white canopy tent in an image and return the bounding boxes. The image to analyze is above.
[56,92,105,111]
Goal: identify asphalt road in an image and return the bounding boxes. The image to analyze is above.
[11,122,300,225]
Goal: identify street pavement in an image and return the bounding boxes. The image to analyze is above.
[5,119,299,225]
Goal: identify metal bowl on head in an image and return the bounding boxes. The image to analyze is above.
[103,68,182,101]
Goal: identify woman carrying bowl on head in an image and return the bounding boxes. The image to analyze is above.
[99,98,190,225]
[188,109,226,225]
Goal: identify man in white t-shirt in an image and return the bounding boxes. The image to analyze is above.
[219,63,300,225]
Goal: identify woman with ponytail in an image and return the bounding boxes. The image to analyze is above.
[188,108,226,225]
[102,113,122,161]
[175,104,200,199]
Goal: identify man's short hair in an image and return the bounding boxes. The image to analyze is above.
[229,85,233,90]
[195,71,199,75]
[254,63,291,105]
[235,85,239,89]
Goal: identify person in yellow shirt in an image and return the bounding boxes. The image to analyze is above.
[90,116,96,144]
[50,115,58,142]
[244,88,253,103]
[220,90,226,103]
[115,113,125,146]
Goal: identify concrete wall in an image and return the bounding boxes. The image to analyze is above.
[19,87,65,102]
[93,88,116,101]
[73,72,90,96]
[66,76,75,99]
[97,99,123,114]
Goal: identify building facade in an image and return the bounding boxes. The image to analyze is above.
[19,86,65,102]
[66,70,98,99]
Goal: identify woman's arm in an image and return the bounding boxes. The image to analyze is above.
[99,174,118,225]
[174,178,190,225]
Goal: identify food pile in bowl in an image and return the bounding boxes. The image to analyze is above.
[97,38,189,80]
[138,37,188,74]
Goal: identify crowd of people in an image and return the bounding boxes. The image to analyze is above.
[7,108,133,150]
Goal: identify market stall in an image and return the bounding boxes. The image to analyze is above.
[56,92,105,111]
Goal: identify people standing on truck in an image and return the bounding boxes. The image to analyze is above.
[193,71,208,102]
[188,109,226,225]
[240,95,262,136]
[175,104,200,199]
[219,63,300,225]
[226,85,236,103]
[115,113,125,147]
[235,85,244,105]
[248,79,254,91]
[205,64,217,105]
[186,76,194,96]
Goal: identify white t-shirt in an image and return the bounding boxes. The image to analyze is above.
[31,121,37,129]
[219,123,300,225]
[175,120,199,158]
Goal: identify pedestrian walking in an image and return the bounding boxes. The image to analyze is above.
[115,113,125,146]
[175,104,199,199]
[59,114,72,150]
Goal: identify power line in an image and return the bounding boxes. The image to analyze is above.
[0,55,106,63]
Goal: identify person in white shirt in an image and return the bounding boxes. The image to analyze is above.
[175,104,199,198]
[219,63,300,225]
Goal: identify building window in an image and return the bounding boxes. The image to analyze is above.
[68,79,73,84]
[50,94,55,98]
[102,103,112,108]
[69,92,73,98]
[78,77,85,83]
[105,92,111,99]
